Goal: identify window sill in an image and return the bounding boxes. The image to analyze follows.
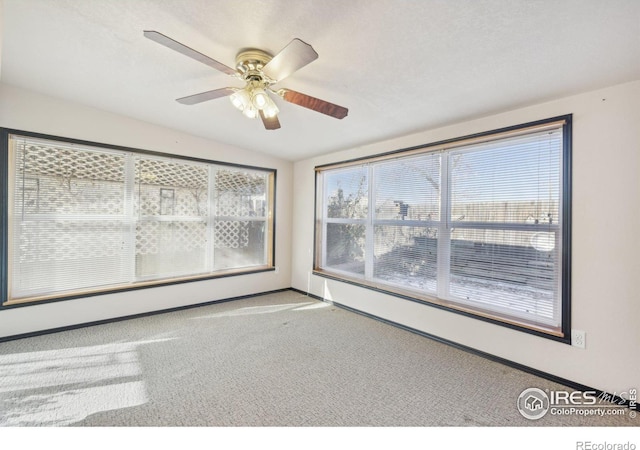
[2,266,276,308]
[312,269,567,342]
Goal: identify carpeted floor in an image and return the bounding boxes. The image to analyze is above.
[0,290,635,426]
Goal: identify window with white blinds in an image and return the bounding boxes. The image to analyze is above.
[315,117,571,339]
[4,132,275,304]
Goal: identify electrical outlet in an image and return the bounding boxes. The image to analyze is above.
[572,329,586,349]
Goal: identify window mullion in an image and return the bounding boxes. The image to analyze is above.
[206,165,216,271]
[365,165,374,280]
[555,140,565,327]
[124,153,136,282]
[436,152,450,299]
[320,172,328,269]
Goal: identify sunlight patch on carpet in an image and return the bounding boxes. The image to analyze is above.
[190,301,320,319]
[0,339,173,426]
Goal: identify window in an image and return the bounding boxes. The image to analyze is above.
[2,131,275,305]
[315,117,571,339]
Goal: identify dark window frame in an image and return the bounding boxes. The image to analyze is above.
[313,115,572,343]
[0,128,277,309]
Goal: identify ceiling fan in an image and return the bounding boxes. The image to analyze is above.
[144,31,348,130]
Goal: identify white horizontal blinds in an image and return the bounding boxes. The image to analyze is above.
[317,120,567,334]
[449,131,561,225]
[325,166,368,219]
[134,155,210,279]
[372,154,440,293]
[373,155,440,221]
[323,166,368,276]
[10,136,131,298]
[7,133,275,303]
[448,129,563,327]
[213,167,269,270]
[373,225,438,292]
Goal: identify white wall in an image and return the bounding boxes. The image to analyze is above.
[292,80,640,395]
[0,82,293,337]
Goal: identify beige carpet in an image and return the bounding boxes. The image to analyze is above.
[0,290,635,426]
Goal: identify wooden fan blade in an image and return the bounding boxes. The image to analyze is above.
[278,89,348,119]
[259,110,281,130]
[144,31,236,76]
[262,38,318,82]
[176,87,235,105]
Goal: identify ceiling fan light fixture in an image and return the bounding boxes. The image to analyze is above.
[262,97,279,118]
[230,89,250,111]
[242,104,258,119]
[251,87,269,109]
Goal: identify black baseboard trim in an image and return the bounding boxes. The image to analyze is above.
[0,288,291,343]
[290,288,635,411]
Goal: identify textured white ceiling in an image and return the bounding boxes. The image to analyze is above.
[2,0,640,161]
